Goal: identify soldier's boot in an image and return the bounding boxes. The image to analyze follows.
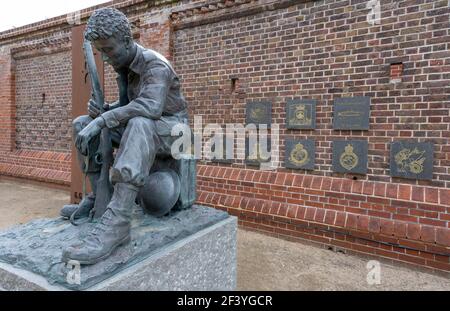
[60,193,95,219]
[60,172,99,219]
[62,183,138,265]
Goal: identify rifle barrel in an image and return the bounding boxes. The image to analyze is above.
[83,40,105,112]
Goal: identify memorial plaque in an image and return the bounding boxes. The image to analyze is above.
[332,140,368,174]
[286,99,316,130]
[333,96,370,130]
[284,139,315,170]
[211,136,234,164]
[245,137,271,166]
[246,101,272,128]
[390,141,434,180]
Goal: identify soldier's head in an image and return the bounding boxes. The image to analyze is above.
[85,8,135,70]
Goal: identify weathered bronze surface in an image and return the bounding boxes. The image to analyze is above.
[332,140,368,175]
[61,8,195,265]
[245,101,272,128]
[210,135,234,164]
[390,141,434,180]
[245,136,271,167]
[285,139,315,170]
[286,99,316,130]
[333,96,370,130]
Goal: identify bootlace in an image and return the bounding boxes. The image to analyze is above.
[69,195,95,226]
[91,209,114,236]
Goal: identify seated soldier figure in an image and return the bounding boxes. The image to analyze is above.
[61,8,189,265]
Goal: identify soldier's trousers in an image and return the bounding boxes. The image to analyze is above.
[73,115,177,189]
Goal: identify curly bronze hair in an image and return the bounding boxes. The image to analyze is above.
[84,8,132,42]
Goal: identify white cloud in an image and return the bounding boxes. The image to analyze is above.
[0,0,109,32]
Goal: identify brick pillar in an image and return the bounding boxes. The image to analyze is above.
[0,48,15,152]
[139,9,173,61]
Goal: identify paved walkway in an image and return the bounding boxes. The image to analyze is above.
[0,179,448,290]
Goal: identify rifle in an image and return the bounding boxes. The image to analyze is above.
[82,40,113,220]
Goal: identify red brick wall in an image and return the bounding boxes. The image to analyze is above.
[15,51,72,152]
[0,30,73,185]
[172,0,450,273]
[0,0,448,273]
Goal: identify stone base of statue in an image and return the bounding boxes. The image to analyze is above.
[0,205,237,291]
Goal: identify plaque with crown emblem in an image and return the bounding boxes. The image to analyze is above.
[390,141,434,180]
[245,136,271,166]
[246,101,272,128]
[333,96,370,130]
[285,139,315,170]
[332,140,368,174]
[286,99,316,130]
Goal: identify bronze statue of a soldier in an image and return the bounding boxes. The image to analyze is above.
[61,8,190,265]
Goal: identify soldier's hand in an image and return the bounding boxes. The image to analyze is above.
[76,117,105,156]
[88,99,101,118]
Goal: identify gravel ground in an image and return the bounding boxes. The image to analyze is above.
[0,179,448,291]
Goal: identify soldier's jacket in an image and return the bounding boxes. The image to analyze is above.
[102,44,189,137]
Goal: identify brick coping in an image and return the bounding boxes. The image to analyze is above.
[0,0,175,41]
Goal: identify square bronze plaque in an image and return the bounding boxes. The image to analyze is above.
[286,99,316,130]
[333,96,370,130]
[210,136,234,164]
[390,141,434,180]
[284,139,315,170]
[245,136,271,166]
[332,140,368,175]
[246,101,272,128]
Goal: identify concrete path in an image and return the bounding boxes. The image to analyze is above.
[0,179,69,230]
[237,229,449,291]
[0,179,448,291]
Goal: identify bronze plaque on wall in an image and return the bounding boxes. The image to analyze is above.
[332,140,368,175]
[286,99,316,130]
[284,139,315,170]
[210,136,234,164]
[333,96,370,130]
[245,136,271,167]
[246,101,272,128]
[390,141,434,180]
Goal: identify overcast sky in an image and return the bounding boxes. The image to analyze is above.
[0,0,109,32]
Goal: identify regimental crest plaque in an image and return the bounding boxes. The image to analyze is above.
[333,96,370,130]
[245,137,271,166]
[246,101,272,128]
[390,141,434,180]
[286,99,316,130]
[332,140,368,174]
[285,139,315,170]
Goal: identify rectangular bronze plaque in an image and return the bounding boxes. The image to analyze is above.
[246,101,272,128]
[390,141,434,180]
[285,139,315,170]
[333,96,370,130]
[211,136,234,164]
[286,99,316,130]
[245,136,271,167]
[332,140,368,175]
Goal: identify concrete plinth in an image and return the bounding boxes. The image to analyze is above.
[0,205,237,291]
